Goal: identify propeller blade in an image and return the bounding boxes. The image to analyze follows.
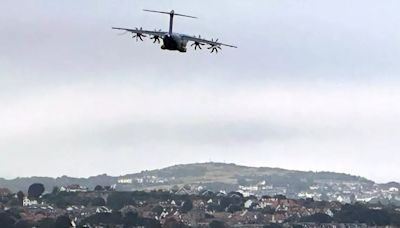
[192,41,205,51]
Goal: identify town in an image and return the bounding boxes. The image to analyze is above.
[116,173,400,206]
[1,182,400,228]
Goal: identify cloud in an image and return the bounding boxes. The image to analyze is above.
[1,81,400,181]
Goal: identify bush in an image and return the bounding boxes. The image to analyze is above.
[181,199,193,213]
[334,204,391,226]
[28,183,45,199]
[54,216,71,228]
[107,192,134,210]
[209,220,228,228]
[300,213,333,223]
[91,197,106,206]
[36,218,56,228]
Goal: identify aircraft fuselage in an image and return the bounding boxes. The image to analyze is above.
[161,33,188,52]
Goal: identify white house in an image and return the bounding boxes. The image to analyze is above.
[244,199,254,209]
[23,197,38,207]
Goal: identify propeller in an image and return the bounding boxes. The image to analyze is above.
[132,27,147,41]
[190,35,205,50]
[150,29,162,44]
[151,35,161,43]
[191,41,205,50]
[207,38,222,53]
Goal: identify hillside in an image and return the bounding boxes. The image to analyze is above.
[117,162,374,192]
[0,174,117,193]
[0,162,377,194]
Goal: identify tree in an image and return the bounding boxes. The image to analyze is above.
[181,199,193,213]
[17,191,24,206]
[137,217,161,228]
[0,212,16,228]
[28,183,45,199]
[104,186,114,191]
[219,197,232,210]
[107,192,134,210]
[52,186,59,194]
[152,205,164,216]
[123,211,139,227]
[207,202,221,212]
[5,207,21,220]
[334,203,391,226]
[163,217,186,228]
[81,211,123,226]
[209,220,228,228]
[300,213,333,223]
[14,220,33,228]
[37,218,56,228]
[55,216,71,228]
[263,224,283,228]
[94,185,104,191]
[227,204,242,213]
[91,197,106,206]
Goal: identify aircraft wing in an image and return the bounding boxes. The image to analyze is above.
[112,27,167,37]
[181,34,237,48]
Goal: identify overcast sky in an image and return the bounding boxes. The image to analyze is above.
[1,0,400,182]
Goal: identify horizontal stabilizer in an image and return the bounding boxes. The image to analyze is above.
[143,9,197,19]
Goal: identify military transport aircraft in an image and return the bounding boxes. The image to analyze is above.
[112,9,237,53]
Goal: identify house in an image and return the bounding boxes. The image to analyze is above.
[175,186,193,195]
[324,209,334,217]
[244,200,255,209]
[117,178,133,184]
[96,206,112,213]
[60,184,88,193]
[336,195,351,204]
[23,197,38,207]
[275,204,288,212]
[160,210,169,219]
[238,190,251,197]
